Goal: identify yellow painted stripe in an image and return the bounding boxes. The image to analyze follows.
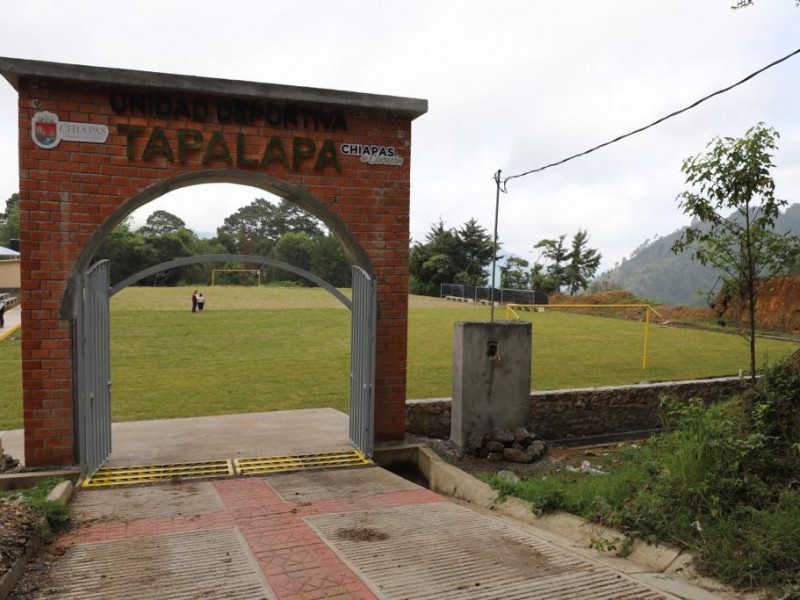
[81,450,371,488]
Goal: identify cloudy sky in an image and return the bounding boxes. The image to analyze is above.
[1,1,798,273]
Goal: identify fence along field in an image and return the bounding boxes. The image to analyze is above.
[0,286,796,429]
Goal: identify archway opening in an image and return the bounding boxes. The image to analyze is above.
[75,177,376,468]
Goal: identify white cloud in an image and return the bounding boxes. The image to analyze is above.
[1,0,799,273]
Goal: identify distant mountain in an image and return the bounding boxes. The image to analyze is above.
[602,203,800,307]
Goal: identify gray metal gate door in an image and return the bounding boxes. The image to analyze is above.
[76,259,112,477]
[349,266,376,457]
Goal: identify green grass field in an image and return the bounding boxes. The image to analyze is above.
[0,286,796,429]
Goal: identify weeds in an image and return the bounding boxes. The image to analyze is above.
[1,478,70,534]
[483,359,800,590]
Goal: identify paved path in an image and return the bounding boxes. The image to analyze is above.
[48,466,683,600]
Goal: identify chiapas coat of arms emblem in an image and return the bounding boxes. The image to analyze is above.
[31,111,60,149]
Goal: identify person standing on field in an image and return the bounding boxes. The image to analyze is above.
[197,292,205,312]
[191,290,198,313]
[0,299,5,328]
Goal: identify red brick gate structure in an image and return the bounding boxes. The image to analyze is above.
[0,57,426,468]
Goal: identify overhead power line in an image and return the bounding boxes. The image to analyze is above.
[501,45,800,191]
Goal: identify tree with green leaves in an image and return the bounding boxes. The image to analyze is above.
[273,231,315,283]
[500,255,531,289]
[310,233,349,287]
[532,231,602,294]
[409,218,496,296]
[533,235,568,292]
[137,210,186,236]
[672,123,800,383]
[565,229,602,295]
[216,198,322,256]
[0,193,19,247]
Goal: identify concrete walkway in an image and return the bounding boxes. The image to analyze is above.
[2,409,744,599]
[51,466,685,599]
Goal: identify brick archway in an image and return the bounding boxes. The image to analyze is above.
[0,57,427,467]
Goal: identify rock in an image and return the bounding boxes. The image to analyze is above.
[465,432,486,457]
[514,426,533,444]
[486,451,505,462]
[490,428,515,445]
[484,440,505,453]
[503,447,534,463]
[530,440,547,454]
[0,453,21,473]
[528,440,547,460]
[497,470,520,483]
[511,441,526,452]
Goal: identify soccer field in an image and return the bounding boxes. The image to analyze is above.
[0,286,796,429]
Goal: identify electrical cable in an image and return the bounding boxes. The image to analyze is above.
[501,45,800,191]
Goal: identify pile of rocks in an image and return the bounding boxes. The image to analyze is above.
[0,453,20,474]
[466,426,548,463]
[0,439,21,474]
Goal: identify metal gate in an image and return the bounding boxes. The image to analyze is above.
[76,260,112,477]
[349,266,376,457]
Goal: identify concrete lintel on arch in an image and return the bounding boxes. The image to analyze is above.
[0,56,428,119]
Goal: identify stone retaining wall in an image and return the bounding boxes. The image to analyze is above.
[405,377,750,441]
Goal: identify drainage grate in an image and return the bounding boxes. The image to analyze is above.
[81,450,370,488]
[82,460,236,488]
[236,450,370,475]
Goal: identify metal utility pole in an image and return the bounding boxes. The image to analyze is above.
[490,170,501,321]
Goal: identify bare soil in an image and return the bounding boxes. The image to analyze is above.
[421,436,643,481]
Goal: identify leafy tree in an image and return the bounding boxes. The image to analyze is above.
[95,218,155,284]
[0,193,19,247]
[454,218,495,285]
[532,231,602,294]
[409,221,461,296]
[500,255,530,289]
[273,231,315,284]
[311,233,349,287]
[143,228,199,285]
[672,123,800,383]
[530,262,560,294]
[137,210,186,236]
[409,219,496,296]
[216,198,322,255]
[533,235,568,291]
[565,229,602,295]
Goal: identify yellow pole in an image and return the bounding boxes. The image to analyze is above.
[642,307,651,370]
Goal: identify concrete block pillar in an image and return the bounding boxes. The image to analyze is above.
[451,321,532,449]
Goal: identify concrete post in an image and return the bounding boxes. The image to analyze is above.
[451,321,532,449]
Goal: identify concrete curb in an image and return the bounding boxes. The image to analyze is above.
[0,323,20,342]
[0,469,80,492]
[376,443,683,572]
[375,443,761,599]
[0,477,75,600]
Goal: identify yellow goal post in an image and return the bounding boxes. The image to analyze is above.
[505,303,663,370]
[211,269,262,287]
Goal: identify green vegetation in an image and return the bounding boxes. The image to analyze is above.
[409,218,495,296]
[673,123,800,383]
[0,287,796,429]
[0,478,70,534]
[484,360,800,591]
